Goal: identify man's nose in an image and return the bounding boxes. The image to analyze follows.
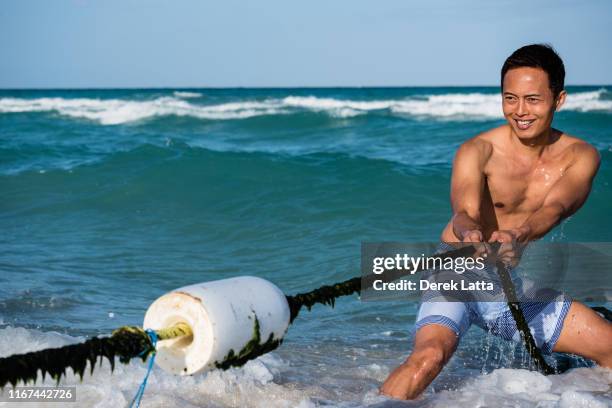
[516,99,528,116]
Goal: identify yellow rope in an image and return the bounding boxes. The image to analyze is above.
[155,322,193,342]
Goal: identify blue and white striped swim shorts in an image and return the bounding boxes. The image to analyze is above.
[415,243,572,354]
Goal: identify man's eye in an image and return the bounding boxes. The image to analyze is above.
[527,98,539,103]
[504,96,517,102]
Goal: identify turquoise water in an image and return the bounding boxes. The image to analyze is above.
[1,87,611,406]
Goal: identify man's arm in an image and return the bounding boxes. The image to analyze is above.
[450,140,490,242]
[509,144,600,242]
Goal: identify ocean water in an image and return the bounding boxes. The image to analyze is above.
[1,87,611,407]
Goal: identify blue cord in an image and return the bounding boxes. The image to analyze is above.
[128,329,158,408]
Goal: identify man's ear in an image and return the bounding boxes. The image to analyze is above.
[554,90,567,111]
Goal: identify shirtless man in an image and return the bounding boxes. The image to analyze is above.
[380,44,612,400]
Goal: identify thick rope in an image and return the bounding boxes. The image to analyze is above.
[0,324,190,389]
[494,260,556,374]
[286,245,477,322]
[0,247,609,387]
[287,244,608,376]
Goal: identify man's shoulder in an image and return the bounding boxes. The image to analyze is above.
[557,132,600,163]
[455,126,502,159]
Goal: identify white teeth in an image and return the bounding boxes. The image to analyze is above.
[516,119,534,129]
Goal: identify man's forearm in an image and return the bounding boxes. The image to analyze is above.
[452,211,482,240]
[516,203,565,242]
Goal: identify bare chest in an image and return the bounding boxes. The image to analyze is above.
[484,156,568,213]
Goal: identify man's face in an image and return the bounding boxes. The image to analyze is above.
[502,67,566,141]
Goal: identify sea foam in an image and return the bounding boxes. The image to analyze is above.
[0,326,609,408]
[430,368,611,408]
[0,97,287,125]
[0,89,609,125]
[173,91,203,99]
[0,326,317,408]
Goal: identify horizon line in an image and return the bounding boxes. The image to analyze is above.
[0,84,609,91]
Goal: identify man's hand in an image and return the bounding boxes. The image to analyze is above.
[379,363,413,400]
[460,229,489,259]
[461,229,483,243]
[488,229,526,267]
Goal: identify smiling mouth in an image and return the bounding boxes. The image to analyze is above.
[515,119,535,130]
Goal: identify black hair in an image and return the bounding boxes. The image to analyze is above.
[501,44,565,97]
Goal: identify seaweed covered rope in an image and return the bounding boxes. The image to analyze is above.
[286,245,477,322]
[0,246,475,388]
[286,243,605,376]
[495,260,556,374]
[1,245,609,388]
[0,323,192,388]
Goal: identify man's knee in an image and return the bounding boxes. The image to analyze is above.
[553,302,612,366]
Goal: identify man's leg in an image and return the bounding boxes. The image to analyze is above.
[380,324,458,400]
[553,301,612,367]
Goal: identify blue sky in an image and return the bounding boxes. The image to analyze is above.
[1,0,610,88]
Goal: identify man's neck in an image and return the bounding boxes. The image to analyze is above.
[509,127,557,158]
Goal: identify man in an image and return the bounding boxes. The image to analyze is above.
[380,44,612,400]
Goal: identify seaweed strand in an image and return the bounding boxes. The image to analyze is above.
[0,325,180,388]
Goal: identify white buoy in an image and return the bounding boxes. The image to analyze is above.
[143,276,290,375]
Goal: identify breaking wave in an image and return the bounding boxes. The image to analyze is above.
[0,89,608,125]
